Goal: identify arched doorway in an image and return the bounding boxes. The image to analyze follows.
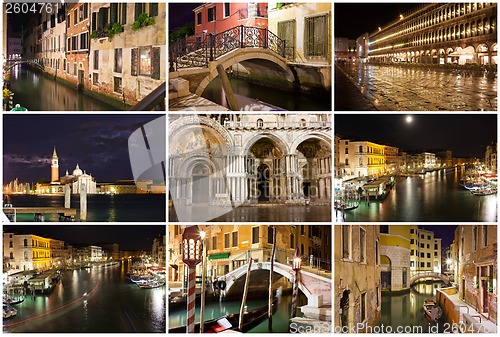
[381,255,392,290]
[257,164,270,201]
[340,289,350,330]
[191,163,211,204]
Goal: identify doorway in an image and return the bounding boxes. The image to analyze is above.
[78,69,84,91]
[257,164,270,202]
[192,175,209,204]
[340,290,349,331]
[482,279,489,313]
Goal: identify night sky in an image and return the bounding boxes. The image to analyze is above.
[3,114,164,184]
[169,3,201,32]
[3,225,165,251]
[335,3,421,39]
[335,114,497,157]
[419,225,458,248]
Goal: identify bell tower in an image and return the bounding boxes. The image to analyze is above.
[51,146,59,183]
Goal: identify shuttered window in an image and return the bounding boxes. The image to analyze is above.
[131,48,138,76]
[151,47,161,79]
[304,14,328,59]
[278,19,295,61]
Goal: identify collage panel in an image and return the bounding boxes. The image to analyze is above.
[334,224,497,333]
[334,114,497,223]
[2,114,166,222]
[168,2,332,111]
[168,113,332,223]
[168,224,332,333]
[3,2,166,111]
[3,224,166,332]
[334,3,497,111]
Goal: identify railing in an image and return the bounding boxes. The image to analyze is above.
[128,82,166,111]
[169,25,286,71]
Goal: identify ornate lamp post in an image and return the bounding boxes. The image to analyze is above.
[182,225,203,333]
[291,248,302,318]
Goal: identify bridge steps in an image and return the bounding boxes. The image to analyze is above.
[169,78,190,100]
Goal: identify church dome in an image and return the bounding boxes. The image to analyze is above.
[72,164,83,177]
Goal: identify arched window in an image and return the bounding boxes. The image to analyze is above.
[9,252,13,259]
[300,119,307,127]
[256,119,263,128]
[24,239,28,247]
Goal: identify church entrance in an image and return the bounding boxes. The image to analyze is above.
[257,164,270,202]
[191,163,210,204]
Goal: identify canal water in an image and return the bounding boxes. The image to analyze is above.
[3,262,166,333]
[6,194,166,222]
[380,282,449,333]
[202,77,331,111]
[341,169,497,222]
[7,65,119,111]
[169,293,307,333]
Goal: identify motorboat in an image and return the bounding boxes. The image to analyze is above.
[138,279,166,289]
[168,298,278,333]
[3,304,17,319]
[423,299,442,322]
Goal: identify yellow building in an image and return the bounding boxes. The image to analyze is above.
[409,226,442,276]
[3,233,53,272]
[335,225,381,332]
[379,225,411,292]
[338,139,386,179]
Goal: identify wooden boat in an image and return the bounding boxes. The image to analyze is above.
[470,186,497,196]
[169,299,278,333]
[138,279,166,289]
[423,300,442,322]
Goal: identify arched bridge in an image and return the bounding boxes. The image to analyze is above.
[410,272,450,286]
[169,26,295,96]
[216,248,331,310]
[5,59,44,71]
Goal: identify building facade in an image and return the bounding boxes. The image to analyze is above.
[152,234,166,266]
[65,3,90,89]
[335,225,381,332]
[89,3,166,106]
[3,233,52,272]
[360,3,497,65]
[409,226,442,275]
[169,114,331,207]
[337,139,386,179]
[485,142,497,174]
[380,225,411,292]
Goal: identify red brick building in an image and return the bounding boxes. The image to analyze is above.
[65,3,90,90]
[193,3,268,35]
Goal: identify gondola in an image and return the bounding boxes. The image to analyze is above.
[423,299,442,322]
[169,298,278,333]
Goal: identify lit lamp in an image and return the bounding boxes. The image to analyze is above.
[182,225,203,333]
[291,248,302,318]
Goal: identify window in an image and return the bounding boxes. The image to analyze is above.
[427,244,430,249]
[252,227,259,244]
[421,234,424,239]
[83,4,88,20]
[212,236,217,250]
[473,225,478,251]
[113,76,122,93]
[267,226,274,244]
[428,235,431,240]
[208,7,216,22]
[410,250,414,256]
[139,47,151,76]
[434,251,438,257]
[420,262,425,268]
[434,243,438,250]
[24,239,28,246]
[427,253,431,258]
[224,233,230,248]
[402,268,407,288]
[345,148,348,154]
[67,14,70,28]
[300,225,305,236]
[232,231,238,247]
[375,240,379,265]
[224,3,230,18]
[94,50,99,70]
[197,12,202,25]
[342,225,350,259]
[300,243,304,256]
[135,3,158,20]
[9,252,13,259]
[410,239,414,244]
[410,261,415,267]
[80,32,89,50]
[360,227,366,263]
[361,292,366,322]
[420,252,424,258]
[257,119,264,128]
[9,241,13,248]
[114,48,122,73]
[93,73,98,85]
[74,8,78,25]
[359,145,363,153]
[482,225,488,247]
[290,233,295,249]
[410,228,414,234]
[304,14,328,59]
[427,262,431,268]
[420,243,424,248]
[380,225,388,234]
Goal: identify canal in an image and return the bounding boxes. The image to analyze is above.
[340,62,497,111]
[380,282,449,333]
[169,293,307,333]
[7,65,119,111]
[3,262,166,333]
[202,77,331,111]
[340,169,497,222]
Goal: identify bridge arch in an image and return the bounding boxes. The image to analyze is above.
[193,48,296,96]
[410,272,450,286]
[6,60,44,71]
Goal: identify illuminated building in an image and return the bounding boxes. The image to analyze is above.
[379,225,411,292]
[357,3,497,65]
[3,233,52,272]
[409,226,442,275]
[337,139,386,179]
[485,142,497,174]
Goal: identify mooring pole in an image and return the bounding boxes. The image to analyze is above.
[239,258,253,331]
[268,226,276,331]
[216,64,239,111]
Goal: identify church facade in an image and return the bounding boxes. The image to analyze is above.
[168,114,332,207]
[35,147,97,195]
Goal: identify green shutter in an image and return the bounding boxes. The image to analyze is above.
[151,47,161,80]
[135,4,142,21]
[151,3,158,17]
[110,4,118,25]
[91,12,96,31]
[121,3,127,24]
[131,48,138,76]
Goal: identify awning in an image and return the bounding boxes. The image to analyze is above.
[209,253,230,260]
[449,46,475,56]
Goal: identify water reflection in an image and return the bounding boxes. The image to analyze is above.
[8,65,119,111]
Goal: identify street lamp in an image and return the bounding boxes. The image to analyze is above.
[291,248,302,318]
[182,225,203,333]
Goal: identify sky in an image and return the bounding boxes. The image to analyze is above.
[3,114,164,184]
[169,3,201,32]
[419,225,457,248]
[335,3,421,39]
[335,114,497,157]
[3,225,165,251]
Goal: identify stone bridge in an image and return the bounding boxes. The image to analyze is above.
[5,59,44,71]
[410,271,450,286]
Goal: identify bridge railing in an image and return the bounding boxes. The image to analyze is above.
[169,26,286,71]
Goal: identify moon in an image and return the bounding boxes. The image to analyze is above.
[406,116,413,123]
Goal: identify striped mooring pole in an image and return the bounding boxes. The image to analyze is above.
[291,248,302,318]
[186,267,197,333]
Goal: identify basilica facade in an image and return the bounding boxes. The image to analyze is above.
[168,114,332,207]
